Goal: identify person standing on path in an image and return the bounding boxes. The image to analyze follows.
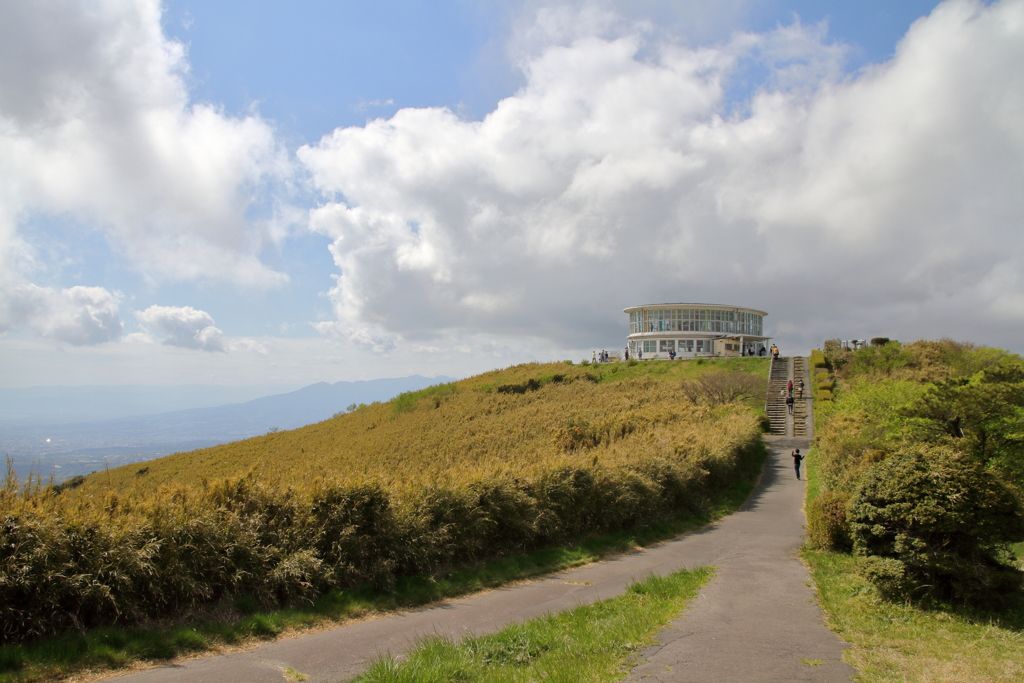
[792,448,804,479]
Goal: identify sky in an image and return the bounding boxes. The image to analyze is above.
[1,0,1022,388]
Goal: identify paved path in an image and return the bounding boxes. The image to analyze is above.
[104,436,854,683]
[626,436,855,682]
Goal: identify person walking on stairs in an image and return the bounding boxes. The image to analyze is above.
[792,448,804,480]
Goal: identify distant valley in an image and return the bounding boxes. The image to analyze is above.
[0,375,454,481]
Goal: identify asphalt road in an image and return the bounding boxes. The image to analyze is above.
[103,435,854,683]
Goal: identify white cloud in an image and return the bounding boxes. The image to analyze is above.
[135,305,226,352]
[0,0,292,290]
[300,0,1024,353]
[0,284,123,345]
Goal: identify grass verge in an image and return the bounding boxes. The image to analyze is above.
[802,445,1024,682]
[0,444,763,683]
[348,566,713,683]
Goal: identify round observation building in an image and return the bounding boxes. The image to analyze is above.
[625,303,770,360]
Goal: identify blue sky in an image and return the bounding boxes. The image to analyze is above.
[1,0,1022,388]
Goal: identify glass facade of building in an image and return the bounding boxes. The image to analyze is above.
[628,307,763,336]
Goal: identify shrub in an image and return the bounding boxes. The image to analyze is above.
[823,339,853,371]
[810,349,827,369]
[818,390,833,401]
[805,492,852,552]
[848,446,1024,605]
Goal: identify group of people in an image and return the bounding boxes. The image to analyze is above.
[592,350,613,363]
[781,377,805,414]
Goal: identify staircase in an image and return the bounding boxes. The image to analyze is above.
[792,356,809,437]
[767,357,790,435]
[765,356,813,437]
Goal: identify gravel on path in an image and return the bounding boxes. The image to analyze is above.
[103,436,854,683]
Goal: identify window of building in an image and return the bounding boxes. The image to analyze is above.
[659,340,675,352]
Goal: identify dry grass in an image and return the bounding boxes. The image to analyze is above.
[1,360,768,645]
[82,360,765,496]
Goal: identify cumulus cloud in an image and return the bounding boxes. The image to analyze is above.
[300,0,1024,352]
[0,284,123,345]
[0,0,292,290]
[134,305,226,352]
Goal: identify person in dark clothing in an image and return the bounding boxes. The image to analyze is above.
[792,448,804,480]
[786,394,794,414]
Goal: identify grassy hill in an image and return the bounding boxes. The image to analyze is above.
[3,359,768,645]
[86,358,768,496]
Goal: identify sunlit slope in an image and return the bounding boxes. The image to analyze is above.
[91,359,768,495]
[4,359,768,643]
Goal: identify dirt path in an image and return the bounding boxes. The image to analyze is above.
[103,436,854,683]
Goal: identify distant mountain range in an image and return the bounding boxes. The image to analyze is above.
[0,375,455,482]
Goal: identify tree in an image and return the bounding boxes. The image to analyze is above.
[849,446,1024,605]
[900,361,1024,485]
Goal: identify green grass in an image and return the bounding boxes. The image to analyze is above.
[0,450,763,683]
[803,428,1024,681]
[347,566,714,683]
[803,549,1024,682]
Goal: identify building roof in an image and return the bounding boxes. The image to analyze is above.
[623,303,768,316]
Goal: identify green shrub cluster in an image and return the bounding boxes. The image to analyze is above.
[805,492,852,552]
[848,446,1024,605]
[811,339,1024,606]
[0,417,763,643]
[810,349,827,369]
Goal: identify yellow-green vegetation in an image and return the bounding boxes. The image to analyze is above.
[83,358,766,493]
[0,360,767,661]
[0,521,729,683]
[350,566,713,683]
[803,339,1024,681]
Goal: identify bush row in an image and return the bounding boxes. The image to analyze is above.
[1,424,763,643]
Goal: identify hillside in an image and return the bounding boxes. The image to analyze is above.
[88,359,767,496]
[3,358,768,644]
[2,375,454,483]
